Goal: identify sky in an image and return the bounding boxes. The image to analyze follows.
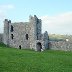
[0,0,72,34]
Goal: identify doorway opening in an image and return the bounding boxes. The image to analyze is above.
[19,45,21,49]
[36,42,42,51]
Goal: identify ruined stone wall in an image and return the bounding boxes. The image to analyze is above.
[4,15,43,50]
[42,31,49,49]
[0,34,3,43]
[9,22,30,49]
[3,15,49,51]
[3,19,10,45]
[29,15,42,50]
[50,41,72,51]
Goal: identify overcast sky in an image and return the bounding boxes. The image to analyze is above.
[0,0,72,34]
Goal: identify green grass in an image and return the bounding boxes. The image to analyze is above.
[0,43,72,72]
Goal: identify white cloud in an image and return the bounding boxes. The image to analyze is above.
[0,4,14,10]
[0,4,14,33]
[0,4,14,19]
[40,12,72,34]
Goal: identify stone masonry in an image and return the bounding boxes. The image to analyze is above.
[3,15,49,51]
[50,40,72,51]
[1,15,72,51]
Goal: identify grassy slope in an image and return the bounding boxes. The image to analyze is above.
[0,44,72,72]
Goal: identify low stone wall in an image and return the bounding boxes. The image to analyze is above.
[50,41,72,51]
[0,34,3,43]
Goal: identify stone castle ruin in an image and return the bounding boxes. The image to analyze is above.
[0,15,72,51]
[2,15,49,51]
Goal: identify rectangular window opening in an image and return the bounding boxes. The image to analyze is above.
[11,34,14,39]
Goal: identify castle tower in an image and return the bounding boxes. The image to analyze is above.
[3,19,11,45]
[34,15,42,40]
[29,15,42,51]
[29,15,42,40]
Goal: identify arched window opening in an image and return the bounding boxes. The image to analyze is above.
[11,25,14,32]
[26,34,28,40]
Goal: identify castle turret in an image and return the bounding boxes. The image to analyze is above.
[3,19,10,45]
[43,31,49,49]
[29,15,42,50]
[29,15,42,40]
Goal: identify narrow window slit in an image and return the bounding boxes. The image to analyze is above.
[11,34,14,39]
[26,34,28,40]
[11,25,14,32]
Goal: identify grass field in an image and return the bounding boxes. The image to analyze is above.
[0,43,72,72]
